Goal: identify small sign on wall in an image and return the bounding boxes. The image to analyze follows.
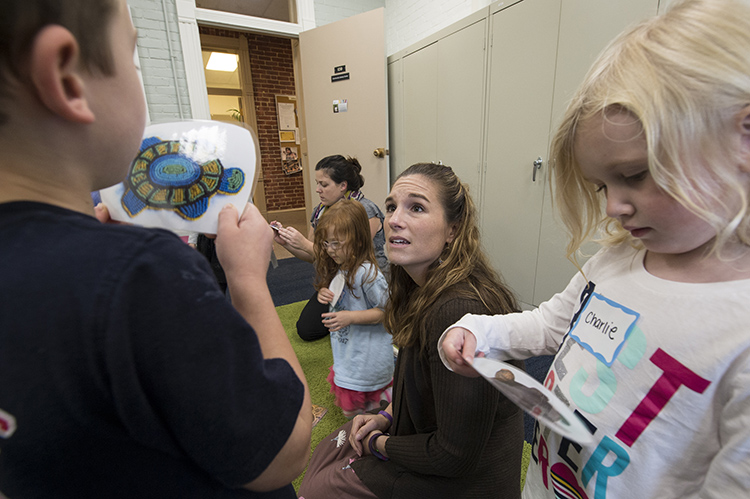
[331,64,349,82]
[333,99,348,113]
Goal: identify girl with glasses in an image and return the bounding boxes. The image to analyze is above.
[313,200,393,419]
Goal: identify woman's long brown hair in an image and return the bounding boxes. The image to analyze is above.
[385,163,519,350]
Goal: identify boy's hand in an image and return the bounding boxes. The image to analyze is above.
[441,327,483,377]
[216,203,273,282]
[317,288,334,304]
[93,203,125,225]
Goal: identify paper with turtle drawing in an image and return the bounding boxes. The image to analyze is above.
[471,357,594,444]
[99,120,258,234]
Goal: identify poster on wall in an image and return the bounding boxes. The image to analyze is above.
[281,146,301,175]
[277,102,296,130]
[279,130,296,142]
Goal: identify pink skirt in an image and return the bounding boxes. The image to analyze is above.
[327,366,392,414]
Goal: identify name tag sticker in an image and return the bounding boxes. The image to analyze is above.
[568,292,639,366]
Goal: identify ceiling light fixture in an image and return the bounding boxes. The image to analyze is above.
[206,52,238,72]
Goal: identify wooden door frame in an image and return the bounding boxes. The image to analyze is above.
[199,33,267,214]
[174,0,315,120]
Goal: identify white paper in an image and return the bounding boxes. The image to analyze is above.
[99,120,256,234]
[329,273,346,308]
[277,102,296,130]
[472,357,593,444]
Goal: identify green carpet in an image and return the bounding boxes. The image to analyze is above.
[276,300,348,491]
[276,299,531,493]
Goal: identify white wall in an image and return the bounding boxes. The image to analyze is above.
[129,0,192,121]
[127,0,488,122]
[313,0,385,27]
[384,0,492,55]
[311,0,497,55]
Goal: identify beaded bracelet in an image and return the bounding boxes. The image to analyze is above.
[368,432,389,461]
[378,410,393,428]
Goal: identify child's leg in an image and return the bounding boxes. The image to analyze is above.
[363,386,392,413]
[341,407,365,419]
[327,367,369,418]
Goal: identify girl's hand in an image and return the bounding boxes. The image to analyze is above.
[321,311,352,332]
[317,288,334,304]
[441,327,483,377]
[349,413,390,456]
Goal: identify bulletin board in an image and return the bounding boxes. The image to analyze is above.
[275,95,301,174]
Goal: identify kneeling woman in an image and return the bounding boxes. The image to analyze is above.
[299,163,524,499]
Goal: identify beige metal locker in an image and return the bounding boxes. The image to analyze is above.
[389,0,661,308]
[482,0,561,307]
[391,10,488,198]
[532,0,660,304]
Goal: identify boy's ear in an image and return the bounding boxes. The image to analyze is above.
[738,104,750,172]
[29,25,95,124]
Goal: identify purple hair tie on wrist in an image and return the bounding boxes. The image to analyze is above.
[368,432,389,461]
[378,410,393,427]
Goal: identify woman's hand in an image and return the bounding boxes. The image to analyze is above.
[349,412,391,456]
[273,225,306,250]
[440,327,483,377]
[317,288,334,304]
[321,311,353,332]
[362,431,388,458]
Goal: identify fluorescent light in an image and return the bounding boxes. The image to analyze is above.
[206,52,238,72]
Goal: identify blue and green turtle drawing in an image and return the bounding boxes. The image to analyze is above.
[121,136,245,220]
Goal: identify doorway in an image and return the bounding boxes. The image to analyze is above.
[200,28,308,257]
[200,29,307,225]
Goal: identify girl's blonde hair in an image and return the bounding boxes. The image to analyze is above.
[550,0,750,261]
[385,163,519,350]
[313,200,380,295]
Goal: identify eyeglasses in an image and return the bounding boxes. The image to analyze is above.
[323,240,342,250]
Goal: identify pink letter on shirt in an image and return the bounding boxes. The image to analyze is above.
[615,348,710,447]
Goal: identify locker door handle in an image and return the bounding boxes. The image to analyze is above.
[532,157,543,182]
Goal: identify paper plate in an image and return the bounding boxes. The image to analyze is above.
[329,273,346,308]
[99,120,258,234]
[472,357,593,444]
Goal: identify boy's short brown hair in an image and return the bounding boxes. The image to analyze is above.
[0,0,119,105]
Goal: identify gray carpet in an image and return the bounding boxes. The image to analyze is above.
[267,257,316,306]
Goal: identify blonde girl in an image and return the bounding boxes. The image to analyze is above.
[314,200,393,418]
[442,0,750,497]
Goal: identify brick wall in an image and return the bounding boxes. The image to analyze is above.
[200,27,305,211]
[245,33,306,211]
